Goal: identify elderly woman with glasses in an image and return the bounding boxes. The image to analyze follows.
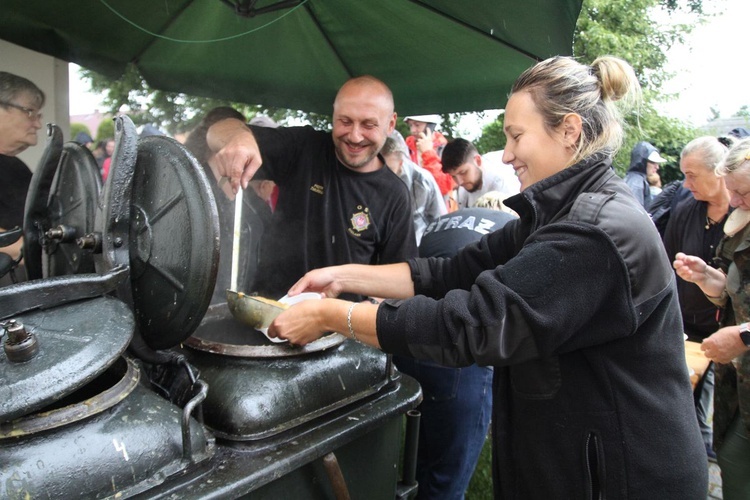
[675,137,750,499]
[0,71,45,282]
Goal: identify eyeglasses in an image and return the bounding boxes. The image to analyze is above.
[0,101,43,121]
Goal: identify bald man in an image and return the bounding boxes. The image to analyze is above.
[207,76,417,299]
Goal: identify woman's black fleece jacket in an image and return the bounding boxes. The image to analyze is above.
[376,155,708,499]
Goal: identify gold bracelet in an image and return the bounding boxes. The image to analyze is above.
[347,302,358,342]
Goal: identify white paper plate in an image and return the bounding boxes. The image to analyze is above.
[279,292,323,305]
[258,292,322,343]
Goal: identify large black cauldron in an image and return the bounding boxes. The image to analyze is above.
[0,117,421,499]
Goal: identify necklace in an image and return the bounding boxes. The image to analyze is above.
[705,216,719,230]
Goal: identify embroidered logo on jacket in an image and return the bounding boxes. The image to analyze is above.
[349,207,370,236]
[310,184,324,195]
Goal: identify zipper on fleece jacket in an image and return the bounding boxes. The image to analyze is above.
[585,431,605,500]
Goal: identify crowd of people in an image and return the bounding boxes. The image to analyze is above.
[4,55,750,498]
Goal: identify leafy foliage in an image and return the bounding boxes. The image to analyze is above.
[474,0,702,180]
[618,93,697,182]
[69,122,92,141]
[574,0,701,179]
[394,121,411,141]
[79,64,331,135]
[96,119,115,142]
[574,0,693,93]
[474,116,506,154]
[734,105,750,120]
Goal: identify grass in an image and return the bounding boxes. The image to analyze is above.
[399,418,494,498]
[465,434,493,499]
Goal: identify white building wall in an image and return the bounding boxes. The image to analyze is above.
[1,39,70,172]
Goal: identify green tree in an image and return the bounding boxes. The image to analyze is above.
[575,0,702,177]
[734,105,750,120]
[621,96,696,183]
[96,119,115,142]
[79,64,331,135]
[474,116,505,154]
[440,113,462,141]
[69,123,92,143]
[394,120,411,141]
[475,0,702,179]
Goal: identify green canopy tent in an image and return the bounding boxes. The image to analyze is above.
[0,0,582,114]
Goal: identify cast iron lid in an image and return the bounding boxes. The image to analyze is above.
[96,116,220,350]
[45,139,102,276]
[23,125,101,278]
[0,295,134,423]
[23,123,64,280]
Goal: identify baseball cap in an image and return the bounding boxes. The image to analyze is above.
[404,114,442,125]
[647,150,667,163]
[729,127,750,139]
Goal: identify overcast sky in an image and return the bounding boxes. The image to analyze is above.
[656,0,748,125]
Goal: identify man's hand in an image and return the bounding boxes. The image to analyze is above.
[206,118,263,193]
[702,325,750,364]
[416,130,434,154]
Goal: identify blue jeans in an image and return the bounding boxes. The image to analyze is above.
[696,363,714,456]
[394,356,493,500]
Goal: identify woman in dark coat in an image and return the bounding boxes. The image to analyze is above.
[261,56,707,498]
[675,137,750,499]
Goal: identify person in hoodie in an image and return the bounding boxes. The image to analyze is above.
[380,132,446,245]
[265,55,708,499]
[728,127,749,139]
[73,131,93,149]
[624,140,667,209]
[404,114,457,210]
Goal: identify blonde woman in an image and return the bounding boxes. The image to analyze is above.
[265,56,708,498]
